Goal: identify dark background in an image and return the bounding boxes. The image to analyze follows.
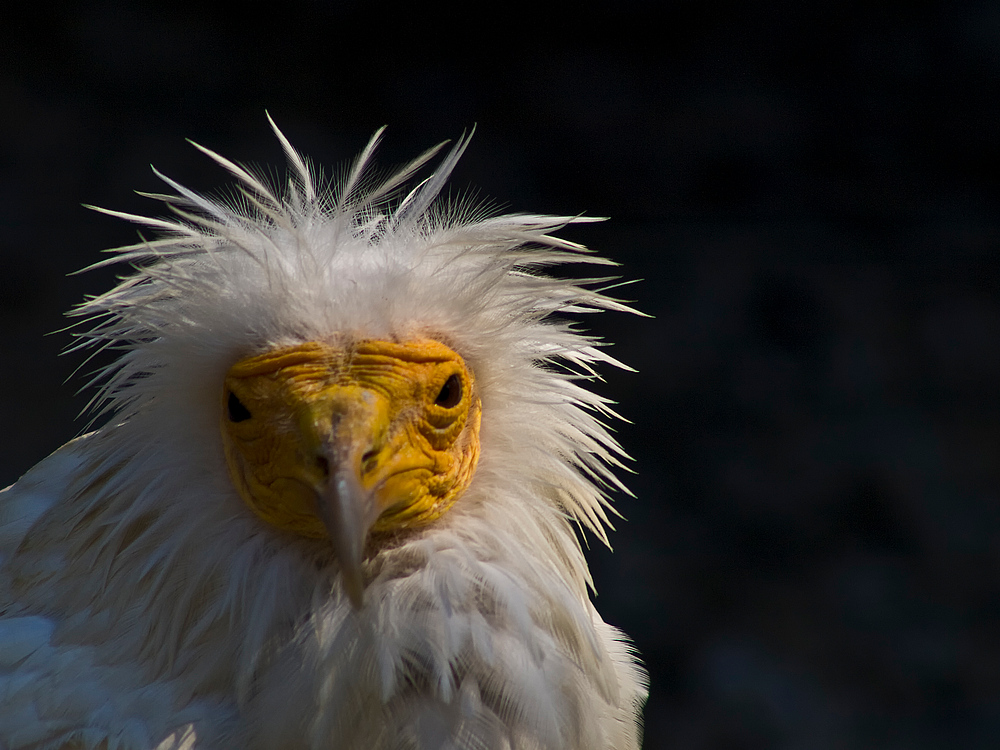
[2,2,998,748]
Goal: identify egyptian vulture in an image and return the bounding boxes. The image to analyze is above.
[0,119,647,749]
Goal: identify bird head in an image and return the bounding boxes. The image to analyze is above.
[74,116,633,609]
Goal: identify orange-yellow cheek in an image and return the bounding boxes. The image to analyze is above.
[222,414,330,538]
[370,411,481,532]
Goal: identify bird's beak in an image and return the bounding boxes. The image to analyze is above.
[315,461,377,609]
[303,388,389,610]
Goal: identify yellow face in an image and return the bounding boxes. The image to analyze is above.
[220,338,481,604]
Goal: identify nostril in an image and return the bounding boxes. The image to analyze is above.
[315,455,330,478]
[361,449,377,468]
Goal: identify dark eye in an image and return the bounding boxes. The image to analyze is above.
[434,374,462,409]
[227,391,252,422]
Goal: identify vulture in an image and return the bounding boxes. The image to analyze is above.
[0,118,647,749]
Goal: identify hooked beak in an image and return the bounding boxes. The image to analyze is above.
[314,458,379,609]
[304,387,390,610]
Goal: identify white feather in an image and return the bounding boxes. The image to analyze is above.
[0,122,646,748]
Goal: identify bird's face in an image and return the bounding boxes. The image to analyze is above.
[220,337,481,605]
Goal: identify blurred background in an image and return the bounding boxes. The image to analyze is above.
[2,1,998,747]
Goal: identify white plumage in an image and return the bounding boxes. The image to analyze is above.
[0,119,647,749]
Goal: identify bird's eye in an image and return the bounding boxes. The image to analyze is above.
[227,391,252,422]
[434,374,462,409]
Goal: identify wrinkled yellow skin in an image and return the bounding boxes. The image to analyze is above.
[221,338,481,540]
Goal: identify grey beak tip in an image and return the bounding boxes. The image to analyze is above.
[343,571,365,609]
[317,461,375,612]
